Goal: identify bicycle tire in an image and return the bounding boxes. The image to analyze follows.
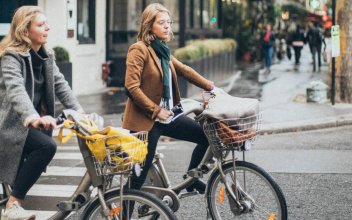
[82,188,177,220]
[206,160,287,220]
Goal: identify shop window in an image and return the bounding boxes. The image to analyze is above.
[0,0,37,40]
[202,0,218,29]
[193,0,201,28]
[77,0,96,44]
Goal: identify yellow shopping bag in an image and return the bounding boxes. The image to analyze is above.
[58,119,148,171]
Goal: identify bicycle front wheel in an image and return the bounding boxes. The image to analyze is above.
[206,160,287,220]
[82,188,177,220]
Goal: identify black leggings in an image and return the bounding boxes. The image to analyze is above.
[129,114,209,190]
[11,128,57,200]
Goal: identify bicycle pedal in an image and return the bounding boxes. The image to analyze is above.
[57,201,81,211]
[178,191,199,199]
[186,169,203,178]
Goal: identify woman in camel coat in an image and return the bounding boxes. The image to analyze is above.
[122,3,214,194]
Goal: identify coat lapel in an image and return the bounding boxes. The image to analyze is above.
[147,46,163,76]
[43,55,54,116]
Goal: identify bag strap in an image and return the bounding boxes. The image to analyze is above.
[58,120,98,144]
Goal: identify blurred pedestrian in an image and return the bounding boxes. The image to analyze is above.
[0,6,83,219]
[261,24,275,73]
[290,24,306,65]
[306,21,326,72]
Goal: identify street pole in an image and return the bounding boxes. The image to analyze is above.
[331,0,336,105]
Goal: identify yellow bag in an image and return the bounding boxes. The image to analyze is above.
[86,126,148,164]
[58,120,148,171]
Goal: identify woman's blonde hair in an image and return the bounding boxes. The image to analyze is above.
[137,3,173,44]
[0,6,44,57]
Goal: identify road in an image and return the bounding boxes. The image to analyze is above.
[2,125,351,219]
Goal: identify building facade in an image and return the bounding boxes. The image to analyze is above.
[0,0,106,95]
[1,0,222,93]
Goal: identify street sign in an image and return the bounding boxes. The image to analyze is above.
[331,25,340,57]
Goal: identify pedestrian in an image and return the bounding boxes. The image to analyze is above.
[122,3,214,194]
[290,24,306,66]
[306,21,326,72]
[261,24,275,73]
[0,6,83,219]
[306,22,314,54]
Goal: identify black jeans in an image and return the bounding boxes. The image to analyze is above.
[293,46,303,64]
[311,45,322,71]
[129,114,209,190]
[11,128,57,199]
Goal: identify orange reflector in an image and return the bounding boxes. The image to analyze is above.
[109,207,121,216]
[218,186,225,204]
[267,213,276,220]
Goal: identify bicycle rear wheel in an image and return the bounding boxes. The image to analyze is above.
[206,161,287,220]
[82,188,177,220]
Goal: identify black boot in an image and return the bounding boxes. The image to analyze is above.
[186,179,206,194]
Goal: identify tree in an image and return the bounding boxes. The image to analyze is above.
[332,0,352,102]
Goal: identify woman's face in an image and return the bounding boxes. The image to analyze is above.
[152,12,171,41]
[28,13,50,50]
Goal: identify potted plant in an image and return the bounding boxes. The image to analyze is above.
[53,46,72,89]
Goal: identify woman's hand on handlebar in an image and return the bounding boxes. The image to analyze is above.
[157,108,174,120]
[30,116,57,129]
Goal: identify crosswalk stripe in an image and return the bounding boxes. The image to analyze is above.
[57,146,79,151]
[27,184,77,197]
[53,152,82,160]
[42,166,86,177]
[27,210,56,220]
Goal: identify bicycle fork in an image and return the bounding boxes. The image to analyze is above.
[218,153,242,207]
[217,150,254,214]
[96,175,124,220]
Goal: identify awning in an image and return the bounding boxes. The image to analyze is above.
[306,11,322,22]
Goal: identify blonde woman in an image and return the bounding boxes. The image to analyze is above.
[123,3,214,193]
[0,6,82,219]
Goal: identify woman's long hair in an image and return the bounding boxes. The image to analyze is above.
[0,6,43,57]
[137,3,174,44]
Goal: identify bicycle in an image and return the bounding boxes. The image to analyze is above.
[141,92,288,220]
[0,109,177,220]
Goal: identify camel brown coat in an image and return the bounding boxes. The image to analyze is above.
[122,41,213,132]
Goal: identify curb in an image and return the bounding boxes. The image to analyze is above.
[260,114,352,135]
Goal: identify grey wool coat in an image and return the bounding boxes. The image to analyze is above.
[0,49,82,184]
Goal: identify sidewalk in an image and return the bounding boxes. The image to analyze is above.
[258,44,352,134]
[67,42,352,135]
